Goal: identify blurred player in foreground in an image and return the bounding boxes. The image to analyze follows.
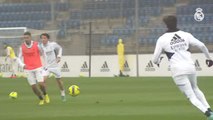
[17,32,49,105]
[40,33,66,102]
[4,43,17,78]
[153,15,213,120]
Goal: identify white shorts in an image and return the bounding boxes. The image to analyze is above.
[25,67,43,85]
[42,67,61,78]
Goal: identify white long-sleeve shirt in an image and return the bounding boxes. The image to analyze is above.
[153,30,211,77]
[40,41,62,68]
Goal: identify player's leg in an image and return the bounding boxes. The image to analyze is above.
[56,78,66,101]
[36,68,49,103]
[11,58,17,78]
[31,84,44,105]
[26,70,44,105]
[50,68,66,101]
[173,75,209,115]
[42,68,50,83]
[55,78,65,93]
[118,56,124,76]
[8,58,15,78]
[188,74,212,112]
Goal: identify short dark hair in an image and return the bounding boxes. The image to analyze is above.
[24,31,31,36]
[40,33,50,39]
[3,42,8,49]
[163,15,177,30]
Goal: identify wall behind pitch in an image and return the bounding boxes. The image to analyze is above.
[0,57,24,77]
[138,54,171,76]
[0,53,212,77]
[59,56,89,77]
[59,54,213,77]
[59,55,137,77]
[90,55,137,77]
[138,53,213,76]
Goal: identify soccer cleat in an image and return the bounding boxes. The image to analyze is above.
[38,100,45,105]
[12,76,17,78]
[13,75,17,78]
[44,94,50,103]
[61,96,66,102]
[207,114,213,120]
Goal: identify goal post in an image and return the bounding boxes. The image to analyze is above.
[0,27,27,56]
[0,27,59,56]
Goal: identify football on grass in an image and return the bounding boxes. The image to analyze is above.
[9,91,18,99]
[68,85,80,97]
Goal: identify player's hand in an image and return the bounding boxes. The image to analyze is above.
[159,56,164,62]
[56,57,61,63]
[157,64,160,67]
[206,59,213,67]
[23,65,27,69]
[23,65,29,69]
[157,57,164,67]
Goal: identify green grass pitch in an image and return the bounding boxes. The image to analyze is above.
[0,77,213,120]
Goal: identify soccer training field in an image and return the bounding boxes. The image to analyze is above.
[0,77,213,120]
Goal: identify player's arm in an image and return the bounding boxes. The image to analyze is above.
[17,47,26,69]
[188,33,212,60]
[37,43,43,56]
[38,44,48,69]
[188,33,213,67]
[53,42,62,63]
[153,39,163,65]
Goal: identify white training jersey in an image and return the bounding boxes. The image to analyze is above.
[153,30,211,77]
[41,41,62,68]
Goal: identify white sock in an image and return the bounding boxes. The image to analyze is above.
[61,90,65,96]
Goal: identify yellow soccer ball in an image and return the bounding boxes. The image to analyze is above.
[68,85,80,97]
[9,92,18,99]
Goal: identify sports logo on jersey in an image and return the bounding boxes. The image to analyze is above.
[123,60,130,72]
[170,34,185,45]
[145,60,155,71]
[195,59,202,71]
[61,62,70,72]
[80,61,89,72]
[170,34,187,51]
[100,61,110,72]
[194,8,204,22]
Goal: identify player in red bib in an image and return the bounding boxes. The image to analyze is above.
[17,32,50,105]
